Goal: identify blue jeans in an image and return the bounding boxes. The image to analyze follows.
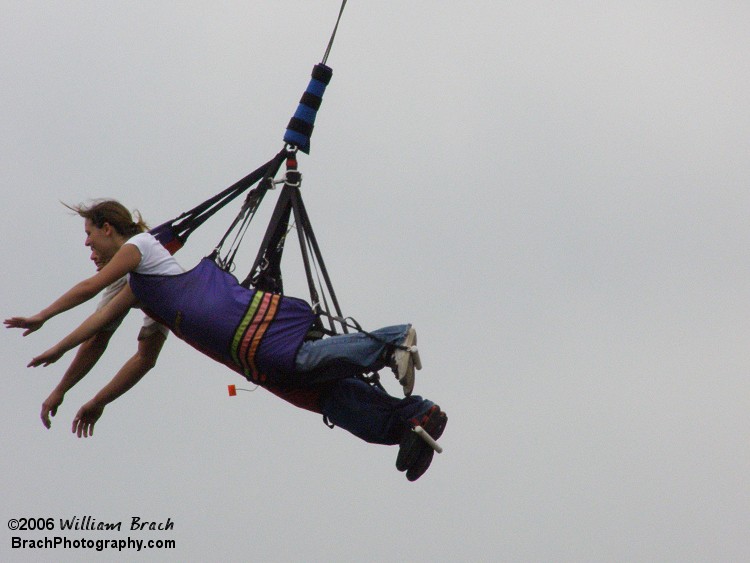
[294,324,437,445]
[295,324,409,383]
[320,378,435,445]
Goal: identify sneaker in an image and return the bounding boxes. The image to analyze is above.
[396,405,447,481]
[392,327,421,396]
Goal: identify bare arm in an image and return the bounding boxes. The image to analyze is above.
[4,244,141,336]
[41,330,115,429]
[28,285,139,368]
[72,330,166,438]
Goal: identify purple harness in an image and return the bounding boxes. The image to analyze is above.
[129,257,315,385]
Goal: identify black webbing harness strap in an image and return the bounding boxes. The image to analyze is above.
[152,150,288,253]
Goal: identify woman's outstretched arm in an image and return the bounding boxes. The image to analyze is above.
[27,285,139,367]
[72,330,166,438]
[4,244,141,335]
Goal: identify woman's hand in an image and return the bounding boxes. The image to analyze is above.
[72,400,105,438]
[41,389,65,429]
[28,345,65,368]
[4,314,46,336]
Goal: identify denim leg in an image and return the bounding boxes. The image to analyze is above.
[295,324,409,384]
[319,378,435,445]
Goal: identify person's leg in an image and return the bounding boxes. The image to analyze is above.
[318,377,434,445]
[320,378,447,480]
[295,325,410,382]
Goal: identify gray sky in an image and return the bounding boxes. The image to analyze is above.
[2,2,750,561]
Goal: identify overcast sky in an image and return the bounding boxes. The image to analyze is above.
[2,2,750,561]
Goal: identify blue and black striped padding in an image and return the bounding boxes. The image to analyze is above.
[283,63,333,154]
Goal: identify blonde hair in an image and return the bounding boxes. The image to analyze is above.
[64,199,148,238]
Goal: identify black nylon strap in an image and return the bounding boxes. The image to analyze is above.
[300,92,323,110]
[286,117,314,137]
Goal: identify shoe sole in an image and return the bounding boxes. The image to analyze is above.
[406,449,434,481]
[396,406,447,474]
[396,328,419,396]
[405,409,447,481]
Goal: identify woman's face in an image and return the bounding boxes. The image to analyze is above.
[84,219,121,262]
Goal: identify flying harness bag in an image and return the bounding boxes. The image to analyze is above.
[129,257,316,388]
